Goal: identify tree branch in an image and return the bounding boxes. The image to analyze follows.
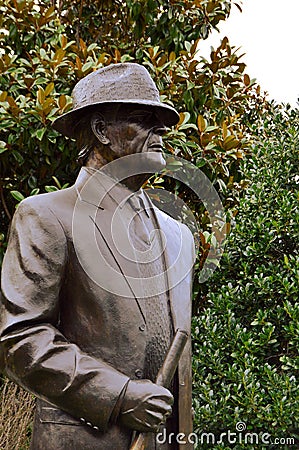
[0,186,12,222]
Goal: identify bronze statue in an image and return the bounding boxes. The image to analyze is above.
[0,63,195,449]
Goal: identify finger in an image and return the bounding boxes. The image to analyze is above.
[145,399,173,415]
[164,408,172,417]
[133,415,157,432]
[144,409,165,425]
[133,413,164,432]
[146,393,174,405]
[143,408,172,428]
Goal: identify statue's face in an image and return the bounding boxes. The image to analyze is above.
[103,106,167,163]
[87,105,168,180]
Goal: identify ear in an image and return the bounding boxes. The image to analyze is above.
[91,112,110,145]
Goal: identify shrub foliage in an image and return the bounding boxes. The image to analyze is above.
[192,104,299,448]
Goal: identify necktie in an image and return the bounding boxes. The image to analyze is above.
[128,194,174,382]
[128,194,151,246]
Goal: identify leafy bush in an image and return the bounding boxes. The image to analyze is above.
[192,103,299,448]
[0,0,262,269]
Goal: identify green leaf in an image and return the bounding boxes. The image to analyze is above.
[30,188,40,196]
[10,190,25,202]
[0,141,7,154]
[35,128,47,141]
[52,176,61,189]
[82,61,94,73]
[196,159,206,168]
[205,126,218,133]
[87,43,98,52]
[12,150,24,165]
[45,186,58,192]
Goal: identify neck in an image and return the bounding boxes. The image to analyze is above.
[85,148,107,169]
[85,149,149,191]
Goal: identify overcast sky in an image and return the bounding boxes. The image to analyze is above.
[198,0,299,107]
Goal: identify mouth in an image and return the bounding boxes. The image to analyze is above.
[148,143,163,152]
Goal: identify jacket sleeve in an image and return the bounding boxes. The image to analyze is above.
[0,197,129,431]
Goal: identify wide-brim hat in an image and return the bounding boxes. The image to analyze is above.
[52,63,180,138]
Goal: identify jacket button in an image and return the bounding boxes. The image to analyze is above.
[139,324,146,331]
[135,369,143,378]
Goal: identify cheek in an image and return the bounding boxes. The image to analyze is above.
[130,126,151,146]
[123,127,150,153]
[126,125,138,140]
[110,125,138,144]
[106,123,151,156]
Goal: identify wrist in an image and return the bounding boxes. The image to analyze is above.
[109,378,131,425]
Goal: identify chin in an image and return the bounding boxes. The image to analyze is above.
[144,151,166,172]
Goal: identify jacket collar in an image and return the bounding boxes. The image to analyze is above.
[75,167,149,215]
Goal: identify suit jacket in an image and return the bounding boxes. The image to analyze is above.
[0,168,195,450]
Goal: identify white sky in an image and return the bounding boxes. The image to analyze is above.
[198,0,299,107]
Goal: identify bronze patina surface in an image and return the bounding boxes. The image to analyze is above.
[0,63,195,450]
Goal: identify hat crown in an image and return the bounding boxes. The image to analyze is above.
[72,63,160,110]
[52,63,179,138]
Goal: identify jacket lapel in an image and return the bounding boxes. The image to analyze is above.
[73,168,195,331]
[73,169,146,322]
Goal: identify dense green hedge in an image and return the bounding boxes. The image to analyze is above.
[192,104,299,449]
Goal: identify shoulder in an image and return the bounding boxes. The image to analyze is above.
[14,186,76,228]
[10,188,75,242]
[18,186,76,213]
[151,203,194,240]
[4,192,69,267]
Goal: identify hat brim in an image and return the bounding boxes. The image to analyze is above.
[52,100,180,138]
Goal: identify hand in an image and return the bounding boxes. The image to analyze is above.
[120,379,173,432]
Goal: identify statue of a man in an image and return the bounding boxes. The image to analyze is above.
[0,63,195,449]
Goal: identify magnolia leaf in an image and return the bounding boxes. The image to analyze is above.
[244,74,250,87]
[82,61,94,73]
[0,142,7,154]
[44,5,55,19]
[197,114,206,133]
[30,188,40,196]
[58,94,66,110]
[44,82,54,97]
[37,88,45,105]
[45,186,58,192]
[0,91,8,102]
[52,176,62,189]
[223,135,239,150]
[87,43,98,53]
[222,122,228,139]
[205,126,218,133]
[55,48,66,64]
[76,56,82,70]
[60,35,67,49]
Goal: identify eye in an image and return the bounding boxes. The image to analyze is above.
[127,110,153,124]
